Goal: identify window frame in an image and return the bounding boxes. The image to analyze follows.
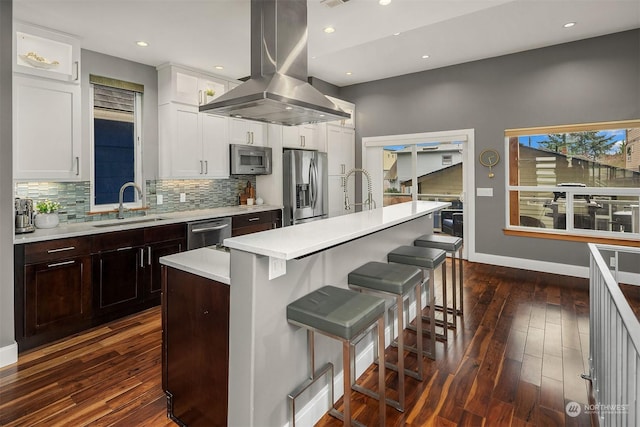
[88,84,144,213]
[505,119,640,241]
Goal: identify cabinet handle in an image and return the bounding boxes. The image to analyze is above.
[341,164,345,174]
[251,131,254,144]
[140,248,145,268]
[73,61,79,81]
[117,246,133,251]
[75,157,80,176]
[147,246,152,266]
[47,246,75,254]
[200,160,204,174]
[198,90,203,105]
[247,131,251,144]
[248,217,261,222]
[204,160,208,174]
[47,260,75,268]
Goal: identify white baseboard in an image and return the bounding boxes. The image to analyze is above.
[0,341,18,368]
[470,252,640,285]
[470,252,590,278]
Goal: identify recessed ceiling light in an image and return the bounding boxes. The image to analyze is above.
[379,0,392,5]
[324,26,335,34]
[393,32,401,36]
[136,41,149,47]
[346,71,353,76]
[285,106,293,110]
[214,65,224,70]
[563,22,576,28]
[311,56,317,59]
[422,55,430,59]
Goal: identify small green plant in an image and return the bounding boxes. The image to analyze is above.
[205,88,215,97]
[35,200,61,214]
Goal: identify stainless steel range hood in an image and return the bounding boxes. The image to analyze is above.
[199,0,350,126]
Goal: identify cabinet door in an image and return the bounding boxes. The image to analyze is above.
[327,126,355,175]
[146,238,184,302]
[164,267,229,426]
[229,118,265,146]
[201,114,229,177]
[14,76,81,180]
[24,256,91,336]
[172,105,203,177]
[92,247,144,316]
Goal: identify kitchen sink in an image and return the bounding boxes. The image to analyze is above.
[92,217,165,228]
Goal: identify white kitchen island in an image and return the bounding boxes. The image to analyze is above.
[222,200,449,426]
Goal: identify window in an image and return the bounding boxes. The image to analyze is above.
[506,120,640,238]
[89,76,143,212]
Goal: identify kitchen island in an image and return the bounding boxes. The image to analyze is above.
[160,200,449,426]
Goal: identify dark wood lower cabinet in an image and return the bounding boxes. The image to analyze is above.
[162,266,229,427]
[24,255,91,337]
[92,246,145,317]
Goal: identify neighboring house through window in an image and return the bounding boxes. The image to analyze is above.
[506,120,640,238]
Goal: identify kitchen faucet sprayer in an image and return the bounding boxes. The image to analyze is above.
[344,168,376,211]
[117,182,144,219]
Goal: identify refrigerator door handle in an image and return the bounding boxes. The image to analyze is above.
[310,158,319,208]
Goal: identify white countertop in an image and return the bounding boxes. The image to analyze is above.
[224,200,449,260]
[160,247,230,284]
[13,204,282,244]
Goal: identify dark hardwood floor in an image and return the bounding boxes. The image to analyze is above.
[2,261,635,426]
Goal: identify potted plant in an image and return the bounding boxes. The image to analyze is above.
[205,88,216,103]
[34,199,61,229]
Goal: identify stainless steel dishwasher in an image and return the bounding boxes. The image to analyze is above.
[186,217,232,250]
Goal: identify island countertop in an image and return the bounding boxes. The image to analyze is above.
[223,200,450,260]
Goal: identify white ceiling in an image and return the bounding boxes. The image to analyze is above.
[13,0,640,87]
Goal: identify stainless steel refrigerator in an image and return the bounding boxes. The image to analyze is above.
[283,149,328,226]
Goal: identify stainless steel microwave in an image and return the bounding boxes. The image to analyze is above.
[230,144,272,175]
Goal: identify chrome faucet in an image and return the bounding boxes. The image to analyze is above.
[344,168,376,211]
[117,182,144,219]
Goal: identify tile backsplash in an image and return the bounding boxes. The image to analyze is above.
[14,176,257,224]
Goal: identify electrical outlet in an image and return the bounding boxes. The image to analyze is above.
[157,194,163,205]
[610,256,616,268]
[180,193,186,203]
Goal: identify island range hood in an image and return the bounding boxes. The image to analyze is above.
[199,0,350,126]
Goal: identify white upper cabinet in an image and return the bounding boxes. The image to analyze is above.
[327,125,355,176]
[326,96,355,128]
[229,118,266,146]
[158,104,229,179]
[326,125,355,217]
[13,75,81,181]
[14,22,81,84]
[157,64,228,106]
[201,113,229,177]
[282,124,326,151]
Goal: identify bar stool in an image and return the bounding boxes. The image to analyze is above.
[287,286,386,427]
[414,234,464,317]
[387,246,447,357]
[347,261,423,412]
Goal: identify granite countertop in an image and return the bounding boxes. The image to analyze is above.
[13,204,282,245]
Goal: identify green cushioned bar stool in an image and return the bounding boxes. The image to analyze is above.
[287,286,387,427]
[414,234,464,319]
[348,261,424,412]
[387,245,447,356]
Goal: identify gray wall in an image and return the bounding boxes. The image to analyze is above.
[340,29,640,268]
[81,50,159,179]
[0,0,15,362]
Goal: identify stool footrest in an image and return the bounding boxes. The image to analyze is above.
[406,323,448,342]
[328,408,369,427]
[352,382,404,412]
[288,363,335,427]
[391,339,436,360]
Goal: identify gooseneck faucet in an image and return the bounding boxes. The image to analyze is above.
[117,182,144,219]
[344,168,376,211]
